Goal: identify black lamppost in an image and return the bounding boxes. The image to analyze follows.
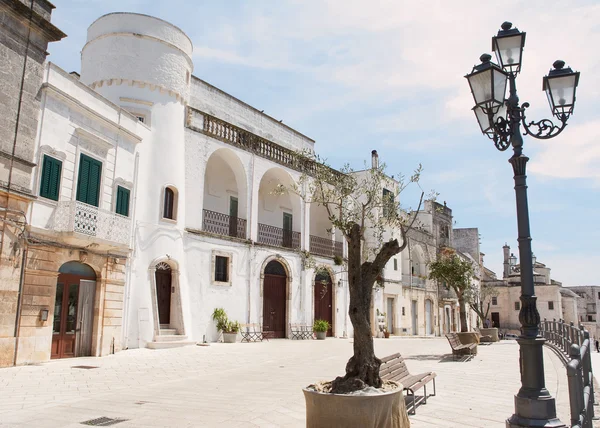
[465,22,580,428]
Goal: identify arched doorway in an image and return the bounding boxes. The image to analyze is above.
[263,260,287,338]
[155,262,172,326]
[425,299,433,335]
[52,261,96,359]
[314,270,333,336]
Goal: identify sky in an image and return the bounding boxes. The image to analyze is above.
[47,0,600,285]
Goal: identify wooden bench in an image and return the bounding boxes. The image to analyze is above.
[379,353,436,415]
[289,324,314,340]
[240,323,269,342]
[445,333,476,360]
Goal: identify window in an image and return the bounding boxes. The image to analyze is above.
[163,187,175,219]
[115,186,130,217]
[214,256,229,282]
[588,315,594,322]
[548,301,554,310]
[514,301,520,310]
[76,154,102,207]
[597,292,600,299]
[39,155,62,201]
[383,188,394,218]
[492,296,498,305]
[282,212,293,248]
[393,259,398,271]
[402,307,405,316]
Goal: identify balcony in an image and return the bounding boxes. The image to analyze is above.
[51,201,131,246]
[258,223,300,250]
[202,209,247,239]
[309,235,343,259]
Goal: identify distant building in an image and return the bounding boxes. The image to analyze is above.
[483,244,579,334]
[568,286,600,338]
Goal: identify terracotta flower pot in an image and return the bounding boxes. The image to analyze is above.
[303,384,410,428]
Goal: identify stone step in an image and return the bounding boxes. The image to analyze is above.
[155,335,188,342]
[146,340,196,350]
[159,329,177,336]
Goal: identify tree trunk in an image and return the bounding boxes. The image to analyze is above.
[330,224,402,394]
[458,293,468,333]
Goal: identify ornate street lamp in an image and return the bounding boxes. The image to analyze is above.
[465,21,580,428]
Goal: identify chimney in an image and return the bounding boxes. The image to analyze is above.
[503,243,510,279]
[371,150,379,169]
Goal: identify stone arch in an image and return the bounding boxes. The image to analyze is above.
[203,148,248,238]
[259,255,292,338]
[313,265,336,337]
[148,256,184,338]
[411,244,426,277]
[257,168,301,248]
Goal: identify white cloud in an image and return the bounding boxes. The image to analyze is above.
[529,119,600,181]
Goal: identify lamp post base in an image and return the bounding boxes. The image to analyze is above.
[506,395,567,428]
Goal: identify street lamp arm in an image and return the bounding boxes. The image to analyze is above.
[520,103,569,140]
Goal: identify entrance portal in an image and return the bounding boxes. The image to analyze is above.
[263,260,287,338]
[314,271,333,336]
[52,262,96,359]
[155,262,172,325]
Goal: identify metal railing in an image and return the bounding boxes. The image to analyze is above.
[257,223,300,250]
[540,319,595,428]
[202,209,247,239]
[309,235,343,258]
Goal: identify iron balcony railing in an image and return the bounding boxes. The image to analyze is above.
[309,235,343,258]
[202,209,247,239]
[51,200,131,246]
[540,319,595,428]
[257,223,300,250]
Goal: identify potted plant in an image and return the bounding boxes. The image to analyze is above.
[223,320,240,343]
[212,308,239,343]
[313,319,330,340]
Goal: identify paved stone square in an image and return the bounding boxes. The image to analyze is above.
[0,338,581,427]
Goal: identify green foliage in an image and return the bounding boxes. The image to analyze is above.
[226,320,240,333]
[212,308,240,333]
[313,319,331,332]
[428,247,473,298]
[333,255,344,266]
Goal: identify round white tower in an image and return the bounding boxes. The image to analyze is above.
[81,13,194,347]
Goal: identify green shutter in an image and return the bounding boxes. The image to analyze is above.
[116,186,130,217]
[76,154,102,207]
[39,155,61,201]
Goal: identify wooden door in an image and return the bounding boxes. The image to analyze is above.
[491,312,500,328]
[314,277,333,336]
[425,300,432,335]
[263,274,286,338]
[155,269,172,325]
[282,213,292,248]
[411,300,418,335]
[229,196,238,237]
[51,274,80,359]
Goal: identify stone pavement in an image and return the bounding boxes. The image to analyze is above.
[0,337,579,427]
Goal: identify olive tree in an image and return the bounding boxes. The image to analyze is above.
[428,247,474,333]
[283,152,428,394]
[469,282,498,327]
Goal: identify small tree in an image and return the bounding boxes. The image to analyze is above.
[428,247,474,333]
[469,282,498,327]
[284,152,427,394]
